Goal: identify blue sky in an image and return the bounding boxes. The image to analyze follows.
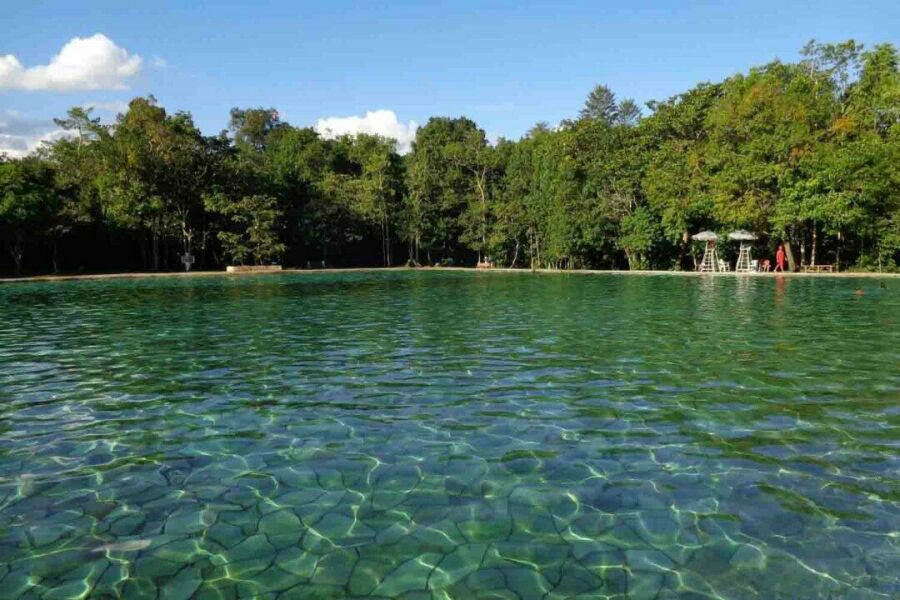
[2,0,899,155]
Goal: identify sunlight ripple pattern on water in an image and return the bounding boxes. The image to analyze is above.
[1,271,900,599]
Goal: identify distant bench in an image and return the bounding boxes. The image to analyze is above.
[804,264,834,273]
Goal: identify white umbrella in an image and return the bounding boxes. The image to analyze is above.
[728,230,757,241]
[692,230,718,242]
[728,231,758,271]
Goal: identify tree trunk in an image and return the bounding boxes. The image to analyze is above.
[510,239,520,268]
[475,170,488,258]
[8,238,24,275]
[152,228,160,271]
[384,217,391,266]
[141,236,149,271]
[52,240,60,274]
[164,236,170,270]
[198,228,209,269]
[811,221,817,267]
[784,240,797,272]
[836,229,842,271]
[529,230,535,270]
[379,217,386,266]
[680,231,691,271]
[180,212,194,269]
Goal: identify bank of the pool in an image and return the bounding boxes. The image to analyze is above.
[2,265,899,284]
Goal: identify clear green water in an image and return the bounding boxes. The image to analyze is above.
[1,271,899,599]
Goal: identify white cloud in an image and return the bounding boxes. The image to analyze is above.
[315,109,418,154]
[83,100,129,114]
[0,34,142,92]
[0,111,70,158]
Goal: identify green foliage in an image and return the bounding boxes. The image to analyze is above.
[2,40,899,275]
[230,108,282,152]
[616,99,642,126]
[0,157,59,272]
[404,117,486,263]
[618,206,659,270]
[205,193,285,265]
[580,84,619,123]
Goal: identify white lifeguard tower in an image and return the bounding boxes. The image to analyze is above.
[693,231,720,272]
[728,230,757,272]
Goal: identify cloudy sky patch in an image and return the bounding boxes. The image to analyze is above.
[315,110,418,154]
[83,100,130,114]
[0,34,141,92]
[0,111,69,158]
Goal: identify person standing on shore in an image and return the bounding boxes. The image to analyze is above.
[773,244,786,272]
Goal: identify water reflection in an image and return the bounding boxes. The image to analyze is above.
[774,274,787,305]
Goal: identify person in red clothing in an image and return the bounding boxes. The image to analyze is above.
[773,244,786,272]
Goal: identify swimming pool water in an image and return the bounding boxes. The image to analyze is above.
[1,271,899,599]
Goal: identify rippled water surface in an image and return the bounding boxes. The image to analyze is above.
[2,271,900,599]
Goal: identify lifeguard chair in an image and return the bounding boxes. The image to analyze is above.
[728,230,757,272]
[693,231,720,272]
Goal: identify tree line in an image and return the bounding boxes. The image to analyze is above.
[2,40,899,275]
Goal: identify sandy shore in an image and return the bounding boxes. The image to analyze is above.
[2,266,899,284]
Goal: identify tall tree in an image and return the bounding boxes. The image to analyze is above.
[46,108,107,271]
[580,84,619,124]
[205,193,285,265]
[616,99,642,126]
[349,134,402,266]
[229,108,282,152]
[404,117,483,263]
[0,157,59,273]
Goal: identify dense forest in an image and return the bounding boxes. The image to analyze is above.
[2,40,899,276]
